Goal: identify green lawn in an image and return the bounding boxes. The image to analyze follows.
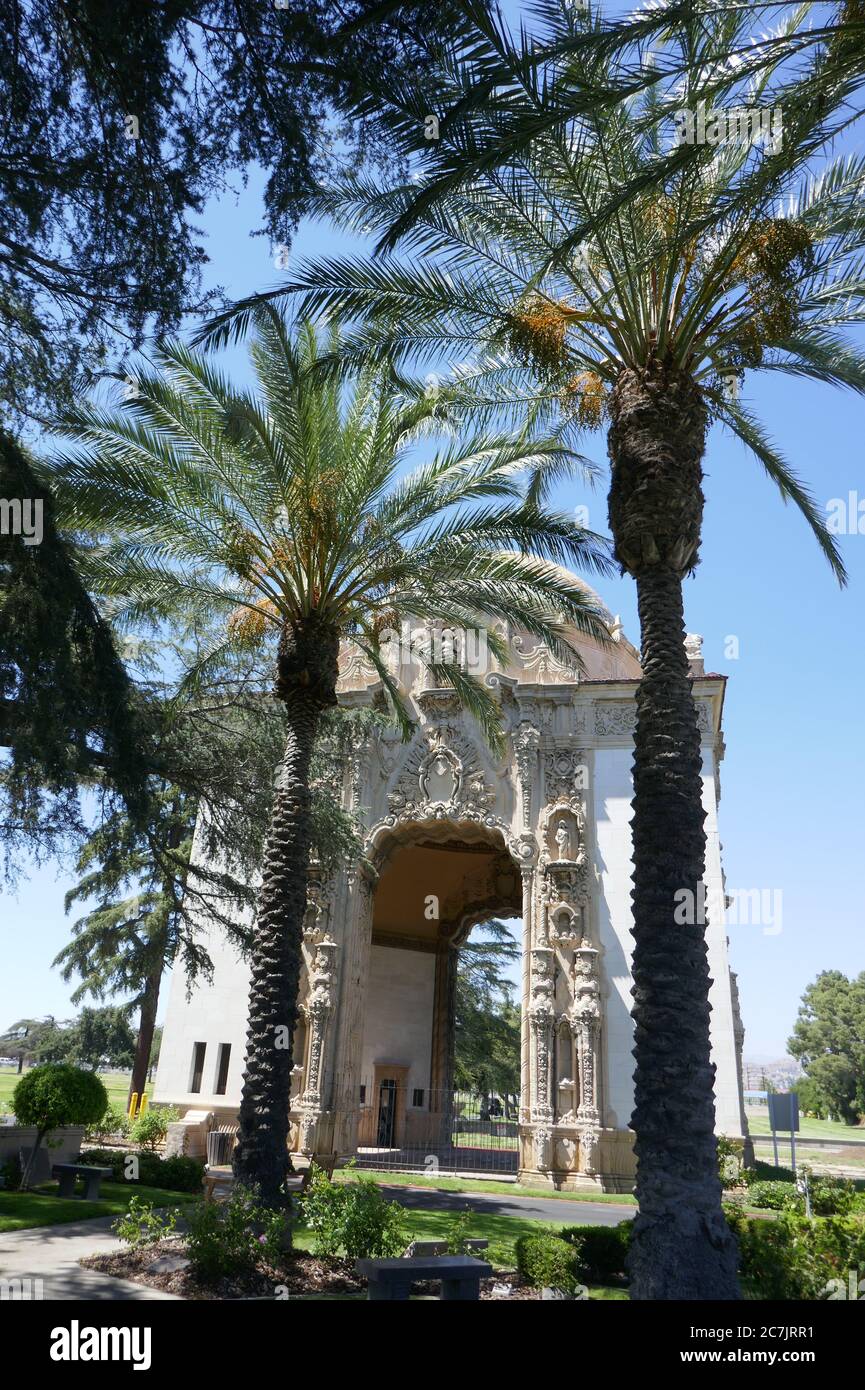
[0,1181,199,1233]
[0,1067,152,1113]
[746,1108,865,1144]
[751,1140,865,1175]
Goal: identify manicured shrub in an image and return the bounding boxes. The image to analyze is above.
[185,1185,288,1282]
[12,1064,108,1188]
[78,1148,204,1193]
[743,1172,857,1218]
[515,1231,583,1295]
[301,1166,405,1260]
[151,1155,205,1193]
[561,1221,631,1283]
[78,1147,124,1179]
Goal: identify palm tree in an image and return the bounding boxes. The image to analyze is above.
[43,308,614,1206]
[199,4,865,1291]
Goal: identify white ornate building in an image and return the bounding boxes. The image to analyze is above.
[154,576,749,1191]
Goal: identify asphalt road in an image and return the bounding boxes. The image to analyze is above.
[380,1184,634,1226]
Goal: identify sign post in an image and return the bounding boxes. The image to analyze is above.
[767,1092,800,1173]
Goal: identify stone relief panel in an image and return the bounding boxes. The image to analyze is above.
[594,697,713,737]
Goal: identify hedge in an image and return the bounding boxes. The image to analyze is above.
[78,1149,204,1193]
[560,1221,631,1283]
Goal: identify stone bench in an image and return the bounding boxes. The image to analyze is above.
[52,1162,113,1201]
[356,1254,492,1301]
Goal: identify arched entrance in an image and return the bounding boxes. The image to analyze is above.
[354,824,522,1173]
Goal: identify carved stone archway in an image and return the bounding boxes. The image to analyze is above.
[289,680,626,1191]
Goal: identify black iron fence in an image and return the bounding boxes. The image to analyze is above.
[352,1079,520,1174]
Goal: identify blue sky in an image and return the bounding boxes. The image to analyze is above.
[2,7,863,1060]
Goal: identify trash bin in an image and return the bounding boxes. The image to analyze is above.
[206,1129,233,1166]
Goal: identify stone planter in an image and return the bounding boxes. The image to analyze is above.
[0,1124,86,1179]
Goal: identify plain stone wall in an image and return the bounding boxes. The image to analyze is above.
[0,1125,86,1168]
[593,744,638,1131]
[154,911,251,1112]
[592,740,745,1136]
[360,946,436,1095]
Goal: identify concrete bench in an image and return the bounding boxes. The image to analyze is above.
[356,1254,492,1301]
[52,1162,113,1200]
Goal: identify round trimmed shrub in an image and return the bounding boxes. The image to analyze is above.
[13,1064,108,1187]
[515,1231,582,1295]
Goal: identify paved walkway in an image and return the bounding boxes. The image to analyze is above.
[380,1184,634,1225]
[0,1215,179,1300]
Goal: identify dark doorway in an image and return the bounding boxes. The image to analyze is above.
[377,1078,397,1147]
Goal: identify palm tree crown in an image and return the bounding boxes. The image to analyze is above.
[48,308,614,741]
[217,2,864,579]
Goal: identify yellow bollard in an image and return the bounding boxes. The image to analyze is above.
[139,1093,148,1115]
[128,1092,138,1120]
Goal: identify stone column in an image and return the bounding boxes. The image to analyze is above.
[327,867,376,1156]
[519,866,534,1124]
[297,937,338,1154]
[572,943,602,1178]
[529,945,556,1171]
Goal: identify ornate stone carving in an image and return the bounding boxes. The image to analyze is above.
[570,944,601,1124]
[685,632,705,675]
[554,817,573,861]
[594,702,636,736]
[543,747,589,803]
[512,633,579,683]
[382,720,500,836]
[534,1123,553,1171]
[595,696,712,737]
[695,700,713,734]
[297,936,339,1152]
[336,643,377,691]
[416,688,461,720]
[512,721,540,827]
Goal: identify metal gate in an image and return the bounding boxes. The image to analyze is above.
[353,1079,520,1174]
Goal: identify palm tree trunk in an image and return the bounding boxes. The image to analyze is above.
[128,970,160,1110]
[628,567,739,1298]
[233,616,339,1207]
[607,362,740,1300]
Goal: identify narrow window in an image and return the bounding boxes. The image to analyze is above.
[412,1088,425,1108]
[359,1084,367,1105]
[214,1043,232,1096]
[190,1041,207,1094]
